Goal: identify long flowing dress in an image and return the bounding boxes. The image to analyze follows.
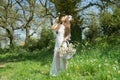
[50,24,68,76]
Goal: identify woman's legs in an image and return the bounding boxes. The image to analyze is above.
[50,51,60,75]
[50,49,67,75]
[55,52,60,71]
[60,42,68,70]
[60,57,67,70]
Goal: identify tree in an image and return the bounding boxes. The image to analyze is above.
[100,7,120,36]
[0,0,20,47]
[16,0,36,45]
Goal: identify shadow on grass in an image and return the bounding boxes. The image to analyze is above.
[0,48,54,66]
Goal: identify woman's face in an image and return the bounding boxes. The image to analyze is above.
[61,16,66,22]
[61,15,72,22]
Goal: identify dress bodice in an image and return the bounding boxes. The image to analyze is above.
[54,24,65,51]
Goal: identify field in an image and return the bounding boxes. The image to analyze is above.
[0,40,120,80]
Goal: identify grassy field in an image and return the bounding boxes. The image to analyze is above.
[0,42,120,80]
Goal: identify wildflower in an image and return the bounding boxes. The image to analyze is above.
[98,64,101,68]
[105,59,107,62]
[113,66,117,71]
[41,71,45,74]
[104,63,109,66]
[86,60,89,62]
[67,73,69,76]
[113,65,119,71]
[107,75,111,79]
[118,70,120,74]
[115,61,118,64]
[90,60,93,63]
[75,65,79,70]
[93,59,97,62]
[107,71,111,74]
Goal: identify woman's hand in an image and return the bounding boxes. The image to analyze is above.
[64,38,67,42]
[64,33,71,41]
[51,24,58,30]
[64,34,70,41]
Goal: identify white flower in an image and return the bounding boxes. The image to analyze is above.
[98,64,101,68]
[67,73,69,76]
[113,65,119,71]
[59,43,76,59]
[115,60,118,64]
[105,59,107,62]
[113,66,117,71]
[104,63,109,66]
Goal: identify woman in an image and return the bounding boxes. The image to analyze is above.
[50,15,72,76]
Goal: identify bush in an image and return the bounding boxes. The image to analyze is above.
[26,27,55,52]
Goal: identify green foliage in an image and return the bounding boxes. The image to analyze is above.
[26,27,55,51]
[100,8,120,36]
[0,0,20,47]
[87,15,101,43]
[51,0,80,15]
[111,8,120,32]
[25,37,39,51]
[0,36,120,80]
[39,27,54,49]
[0,48,10,54]
[0,1,120,79]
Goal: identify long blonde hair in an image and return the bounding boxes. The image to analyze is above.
[61,15,71,38]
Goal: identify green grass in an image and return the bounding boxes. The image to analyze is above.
[0,44,120,80]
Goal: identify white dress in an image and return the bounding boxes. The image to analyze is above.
[50,24,68,76]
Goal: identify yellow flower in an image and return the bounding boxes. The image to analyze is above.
[75,65,79,70]
[118,70,120,74]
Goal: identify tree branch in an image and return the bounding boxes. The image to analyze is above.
[39,0,55,18]
[28,24,40,37]
[16,0,27,20]
[76,2,104,12]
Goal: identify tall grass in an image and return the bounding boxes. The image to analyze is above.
[0,37,120,80]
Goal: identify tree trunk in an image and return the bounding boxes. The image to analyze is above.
[9,35,15,48]
[25,26,30,46]
[6,29,15,48]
